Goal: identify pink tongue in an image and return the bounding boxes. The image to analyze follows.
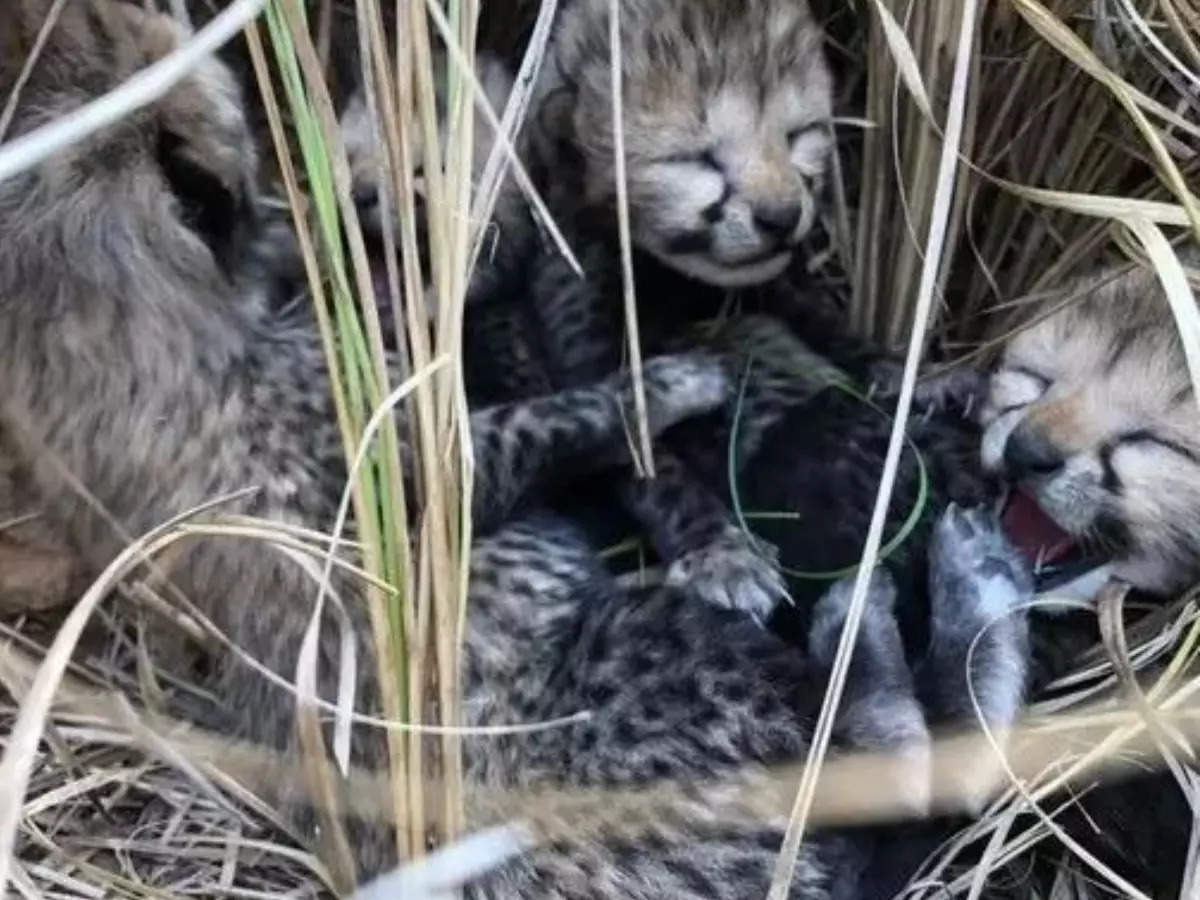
[1002,491,1076,566]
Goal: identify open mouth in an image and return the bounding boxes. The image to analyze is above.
[1000,488,1109,593]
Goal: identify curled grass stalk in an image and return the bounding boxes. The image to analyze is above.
[961,593,1154,899]
[726,358,930,583]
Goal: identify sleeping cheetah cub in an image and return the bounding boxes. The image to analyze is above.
[339,0,836,623]
[342,0,834,291]
[532,0,833,288]
[977,250,1200,898]
[982,249,1200,594]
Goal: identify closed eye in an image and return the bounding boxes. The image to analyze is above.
[1114,430,1200,465]
[786,123,824,145]
[1101,430,1200,494]
[991,365,1051,415]
[658,147,723,173]
[1008,365,1051,390]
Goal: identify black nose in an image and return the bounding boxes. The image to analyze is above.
[1003,426,1065,478]
[752,202,803,238]
[352,184,378,208]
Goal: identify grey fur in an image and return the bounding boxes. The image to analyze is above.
[338,1,835,625]
[531,0,834,288]
[0,5,819,892]
[0,6,840,897]
[0,5,1038,898]
[980,251,1200,594]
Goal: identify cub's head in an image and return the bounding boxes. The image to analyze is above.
[538,0,833,287]
[0,0,265,289]
[981,254,1200,592]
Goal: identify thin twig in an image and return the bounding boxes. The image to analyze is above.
[768,0,981,893]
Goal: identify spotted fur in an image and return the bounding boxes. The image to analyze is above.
[975,252,1200,898]
[0,5,816,893]
[0,6,1014,900]
[459,261,1034,895]
[980,250,1200,593]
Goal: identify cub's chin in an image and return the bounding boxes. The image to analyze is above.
[649,246,794,288]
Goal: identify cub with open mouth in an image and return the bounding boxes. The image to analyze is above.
[977,248,1200,900]
[981,248,1200,597]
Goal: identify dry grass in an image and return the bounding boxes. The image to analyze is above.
[1,0,1199,898]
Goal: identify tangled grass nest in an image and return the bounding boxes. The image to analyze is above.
[1,0,1199,897]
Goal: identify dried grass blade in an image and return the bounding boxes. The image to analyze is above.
[422,0,581,277]
[1117,0,1200,92]
[991,181,1196,225]
[1098,583,1196,769]
[1009,0,1200,241]
[354,825,528,900]
[607,0,654,477]
[1159,0,1200,73]
[768,0,980,894]
[291,543,358,887]
[0,0,69,141]
[1122,218,1200,402]
[0,519,203,892]
[966,597,1155,900]
[868,0,935,121]
[468,0,558,272]
[257,1,418,860]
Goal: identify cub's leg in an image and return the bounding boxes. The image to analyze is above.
[808,567,932,817]
[528,251,790,621]
[620,453,789,624]
[919,503,1032,813]
[921,503,1032,731]
[469,353,731,532]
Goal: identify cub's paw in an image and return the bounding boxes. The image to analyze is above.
[868,361,987,418]
[929,502,1034,623]
[808,566,900,665]
[632,354,732,435]
[665,526,788,625]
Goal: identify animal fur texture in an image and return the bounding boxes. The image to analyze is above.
[531,0,833,289]
[981,250,1200,594]
[455,299,1037,896]
[0,0,753,887]
[0,4,1042,897]
[340,1,837,627]
[977,252,1200,898]
[342,7,1200,893]
[514,0,837,617]
[336,24,1043,889]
